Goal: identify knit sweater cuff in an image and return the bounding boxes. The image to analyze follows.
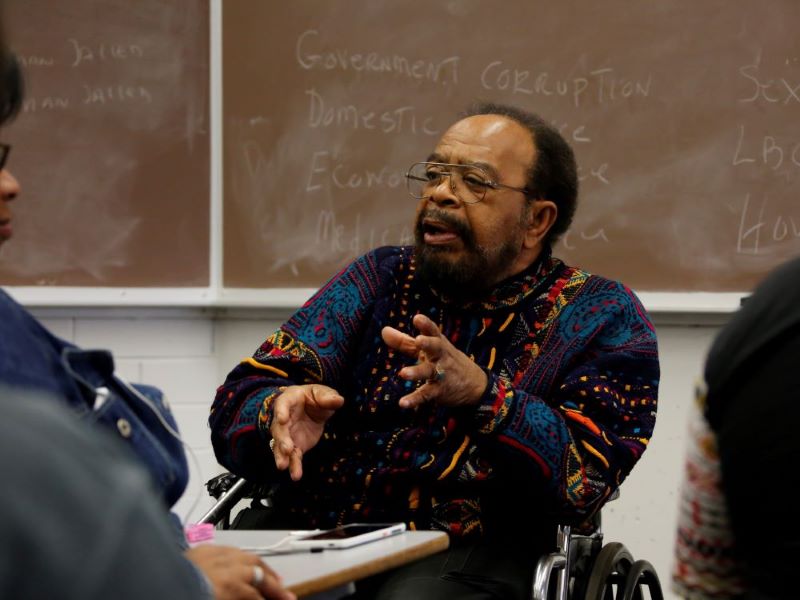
[472,369,513,435]
[256,388,282,439]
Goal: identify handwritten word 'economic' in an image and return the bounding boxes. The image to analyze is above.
[295,30,459,85]
[306,151,407,192]
[480,62,652,108]
[306,89,438,135]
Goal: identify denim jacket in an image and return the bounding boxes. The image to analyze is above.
[0,289,189,508]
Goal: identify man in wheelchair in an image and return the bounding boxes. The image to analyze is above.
[210,103,660,599]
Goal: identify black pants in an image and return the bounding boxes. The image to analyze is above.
[347,537,540,600]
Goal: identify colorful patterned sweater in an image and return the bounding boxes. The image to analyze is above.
[210,246,659,539]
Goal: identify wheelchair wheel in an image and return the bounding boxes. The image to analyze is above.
[567,536,603,600]
[583,542,634,600]
[620,559,663,600]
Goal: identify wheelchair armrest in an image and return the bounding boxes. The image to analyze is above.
[200,472,278,528]
[206,472,244,499]
[199,477,250,525]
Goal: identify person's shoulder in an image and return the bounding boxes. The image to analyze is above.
[0,386,204,600]
[555,259,645,309]
[356,245,411,267]
[347,246,413,279]
[0,386,154,536]
[0,286,28,315]
[705,255,800,394]
[0,285,71,341]
[747,254,800,307]
[548,261,654,335]
[0,386,137,471]
[716,254,800,342]
[309,246,410,302]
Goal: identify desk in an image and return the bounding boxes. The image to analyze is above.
[215,529,449,598]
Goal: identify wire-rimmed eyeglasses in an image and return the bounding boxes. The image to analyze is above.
[405,161,532,204]
[0,144,10,171]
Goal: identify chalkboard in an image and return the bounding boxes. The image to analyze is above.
[0,0,209,287]
[222,1,800,293]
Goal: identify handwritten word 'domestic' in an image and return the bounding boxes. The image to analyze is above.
[306,89,438,136]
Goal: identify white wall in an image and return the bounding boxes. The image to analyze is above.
[32,306,726,599]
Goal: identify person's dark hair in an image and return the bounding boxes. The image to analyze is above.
[463,102,578,245]
[0,48,23,127]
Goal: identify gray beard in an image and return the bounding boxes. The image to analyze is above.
[413,206,526,299]
[414,237,522,300]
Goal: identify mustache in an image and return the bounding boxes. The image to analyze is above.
[415,208,472,241]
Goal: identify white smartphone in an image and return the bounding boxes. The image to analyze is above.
[289,522,407,550]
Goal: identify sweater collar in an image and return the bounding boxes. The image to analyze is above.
[421,246,562,311]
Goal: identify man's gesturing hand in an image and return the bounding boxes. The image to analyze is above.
[269,384,344,481]
[381,313,488,409]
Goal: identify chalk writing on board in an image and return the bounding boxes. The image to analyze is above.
[550,122,610,185]
[561,228,611,251]
[295,29,460,85]
[306,89,439,135]
[316,210,413,256]
[577,163,611,185]
[83,84,152,104]
[553,122,592,144]
[18,54,54,67]
[737,194,800,255]
[20,37,154,113]
[738,56,800,105]
[306,151,406,193]
[479,61,652,108]
[219,1,800,293]
[22,96,70,112]
[69,39,144,67]
[732,124,800,170]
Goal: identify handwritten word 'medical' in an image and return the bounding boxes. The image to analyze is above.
[481,62,652,108]
[316,210,413,256]
[306,89,438,135]
[70,39,144,68]
[296,29,459,85]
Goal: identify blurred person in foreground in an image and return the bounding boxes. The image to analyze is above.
[0,21,293,600]
[673,255,800,600]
